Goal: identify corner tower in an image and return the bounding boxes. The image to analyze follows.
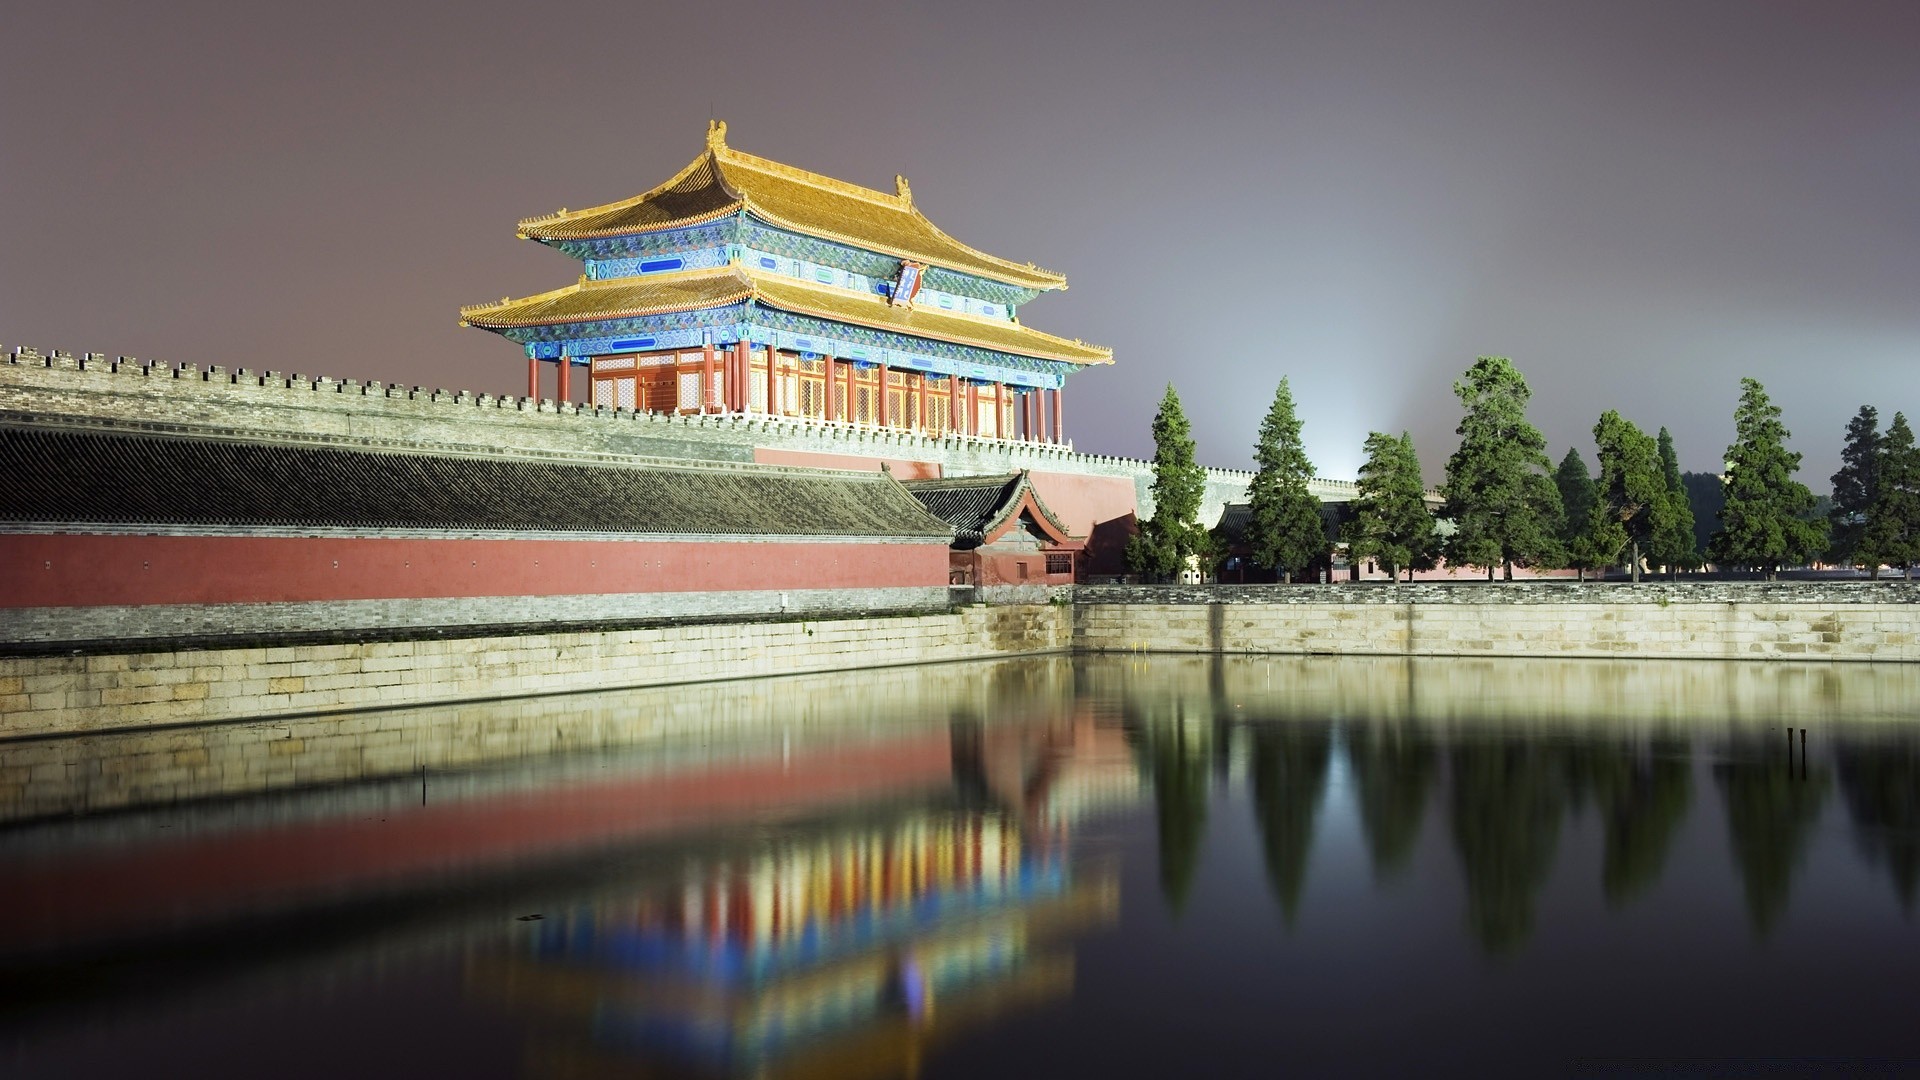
[461,121,1109,443]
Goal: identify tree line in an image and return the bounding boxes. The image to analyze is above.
[1126,357,1920,582]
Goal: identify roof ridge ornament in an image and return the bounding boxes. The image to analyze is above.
[707,119,728,152]
[895,175,913,207]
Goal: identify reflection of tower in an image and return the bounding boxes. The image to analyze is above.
[472,803,1118,1080]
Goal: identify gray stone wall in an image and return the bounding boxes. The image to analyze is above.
[1075,595,1920,662]
[0,345,1360,521]
[0,604,1073,739]
[1074,581,1920,606]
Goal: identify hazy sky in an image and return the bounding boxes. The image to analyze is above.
[5,0,1915,483]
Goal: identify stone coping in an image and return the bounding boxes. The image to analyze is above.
[1072,581,1920,605]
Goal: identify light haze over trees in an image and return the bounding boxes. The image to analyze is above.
[1440,356,1564,580]
[1244,378,1326,583]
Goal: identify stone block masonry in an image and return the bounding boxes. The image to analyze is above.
[0,605,1071,740]
[1073,582,1920,662]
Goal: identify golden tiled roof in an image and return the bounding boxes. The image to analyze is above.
[459,266,1112,366]
[515,121,1068,293]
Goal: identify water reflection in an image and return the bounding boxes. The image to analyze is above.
[4,655,1918,1076]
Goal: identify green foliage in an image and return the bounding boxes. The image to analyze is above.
[1858,411,1920,575]
[1439,356,1565,578]
[1648,427,1701,576]
[1708,379,1827,575]
[1829,406,1881,567]
[1344,431,1435,582]
[1554,446,1617,578]
[1248,721,1333,926]
[1593,411,1669,582]
[1126,384,1210,581]
[1245,378,1327,582]
[1681,471,1725,556]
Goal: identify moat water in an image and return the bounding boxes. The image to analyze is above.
[3,655,1917,1078]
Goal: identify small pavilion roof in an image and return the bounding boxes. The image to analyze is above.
[514,121,1068,293]
[460,266,1112,366]
[0,425,954,540]
[902,471,1082,549]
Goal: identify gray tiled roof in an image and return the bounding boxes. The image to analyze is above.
[0,425,953,539]
[902,471,1078,549]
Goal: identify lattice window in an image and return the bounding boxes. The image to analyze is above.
[855,386,875,425]
[751,368,768,412]
[887,388,905,428]
[1046,553,1073,576]
[592,356,633,372]
[780,374,798,415]
[616,378,636,410]
[592,379,613,408]
[677,372,700,410]
[926,394,950,435]
[637,354,676,367]
[832,382,848,420]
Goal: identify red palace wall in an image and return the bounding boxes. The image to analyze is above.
[0,534,948,609]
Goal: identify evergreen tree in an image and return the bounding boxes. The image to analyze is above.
[1553,447,1610,581]
[1859,412,1920,579]
[1440,356,1564,579]
[1681,471,1726,556]
[1829,405,1881,569]
[1344,431,1435,583]
[1708,379,1827,577]
[1649,427,1700,578]
[1245,378,1327,583]
[1593,410,1669,583]
[1126,384,1209,581]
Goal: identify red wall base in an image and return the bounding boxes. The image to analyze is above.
[0,534,948,608]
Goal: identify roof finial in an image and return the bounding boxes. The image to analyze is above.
[895,174,912,206]
[707,119,728,151]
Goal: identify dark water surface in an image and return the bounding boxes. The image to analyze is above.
[3,655,1917,1078]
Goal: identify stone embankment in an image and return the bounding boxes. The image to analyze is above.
[0,606,1071,740]
[4,583,1917,741]
[1075,581,1920,662]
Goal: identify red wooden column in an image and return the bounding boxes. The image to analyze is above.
[734,340,752,413]
[768,347,781,416]
[1052,386,1064,444]
[824,356,839,422]
[911,375,924,434]
[558,356,572,403]
[966,382,980,437]
[877,368,891,428]
[993,384,1004,439]
[845,361,857,424]
[701,344,716,413]
[948,376,962,435]
[527,357,539,401]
